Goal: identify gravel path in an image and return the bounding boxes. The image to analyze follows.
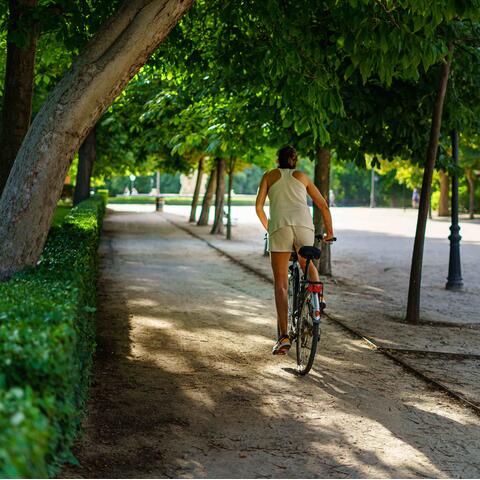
[61,211,480,478]
[156,205,480,409]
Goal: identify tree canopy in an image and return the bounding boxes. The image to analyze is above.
[1,0,480,325]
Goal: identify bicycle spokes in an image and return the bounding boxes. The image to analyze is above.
[288,257,325,375]
[296,293,320,375]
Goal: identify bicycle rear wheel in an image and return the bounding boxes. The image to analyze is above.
[296,294,319,375]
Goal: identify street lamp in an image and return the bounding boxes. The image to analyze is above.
[446,129,463,290]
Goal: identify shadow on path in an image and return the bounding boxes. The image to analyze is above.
[60,212,480,478]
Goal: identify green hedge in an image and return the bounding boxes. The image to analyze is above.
[0,386,51,478]
[96,189,109,202]
[0,195,106,478]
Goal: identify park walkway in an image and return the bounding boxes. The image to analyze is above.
[62,210,480,478]
[165,206,480,412]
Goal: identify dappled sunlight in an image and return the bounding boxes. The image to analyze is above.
[222,307,246,317]
[319,354,362,371]
[181,386,217,410]
[64,212,480,478]
[406,402,473,427]
[128,298,161,308]
[224,297,267,311]
[164,208,480,328]
[364,285,385,293]
[133,316,175,329]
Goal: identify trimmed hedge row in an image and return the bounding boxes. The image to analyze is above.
[0,195,106,478]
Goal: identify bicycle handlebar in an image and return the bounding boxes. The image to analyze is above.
[315,234,337,243]
[265,232,336,242]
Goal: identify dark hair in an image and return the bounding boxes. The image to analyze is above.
[277,145,297,169]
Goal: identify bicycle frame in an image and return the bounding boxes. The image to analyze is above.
[301,257,324,324]
[286,238,336,375]
[289,254,324,330]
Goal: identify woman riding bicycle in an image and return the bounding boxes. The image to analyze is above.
[255,146,334,355]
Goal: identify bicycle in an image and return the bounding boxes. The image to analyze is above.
[287,235,336,375]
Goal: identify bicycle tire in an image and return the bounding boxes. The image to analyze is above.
[296,294,320,375]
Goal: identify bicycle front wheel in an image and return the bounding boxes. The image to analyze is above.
[296,294,319,375]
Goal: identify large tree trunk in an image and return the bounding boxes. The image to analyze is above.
[466,169,475,219]
[312,147,331,276]
[211,158,226,235]
[73,127,96,206]
[226,157,236,240]
[197,166,217,226]
[189,156,204,223]
[0,0,194,280]
[438,170,450,216]
[0,0,38,196]
[406,45,454,323]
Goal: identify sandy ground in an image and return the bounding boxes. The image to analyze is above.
[150,205,480,410]
[162,205,480,325]
[112,204,479,324]
[61,210,480,478]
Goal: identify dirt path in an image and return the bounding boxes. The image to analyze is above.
[160,207,480,410]
[62,211,480,478]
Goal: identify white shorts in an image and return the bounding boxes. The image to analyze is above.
[269,226,314,252]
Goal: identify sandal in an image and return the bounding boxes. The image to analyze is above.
[272,335,291,355]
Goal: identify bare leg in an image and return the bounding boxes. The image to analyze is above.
[296,247,320,282]
[270,251,291,337]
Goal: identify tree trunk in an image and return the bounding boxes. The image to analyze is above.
[197,166,217,226]
[73,127,96,206]
[0,0,38,196]
[211,158,226,235]
[466,169,475,219]
[226,157,236,240]
[189,156,204,222]
[406,44,454,323]
[438,170,450,216]
[0,0,194,280]
[312,147,331,276]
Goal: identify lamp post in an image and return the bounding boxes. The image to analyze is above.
[446,129,463,290]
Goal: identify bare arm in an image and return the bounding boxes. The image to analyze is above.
[255,173,269,231]
[306,178,334,240]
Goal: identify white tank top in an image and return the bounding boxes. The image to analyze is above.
[267,169,314,234]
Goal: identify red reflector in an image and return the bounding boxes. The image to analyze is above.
[315,310,321,317]
[307,284,323,293]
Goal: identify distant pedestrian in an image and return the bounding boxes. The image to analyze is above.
[412,188,420,208]
[329,189,336,207]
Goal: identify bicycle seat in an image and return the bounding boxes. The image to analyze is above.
[298,245,322,260]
